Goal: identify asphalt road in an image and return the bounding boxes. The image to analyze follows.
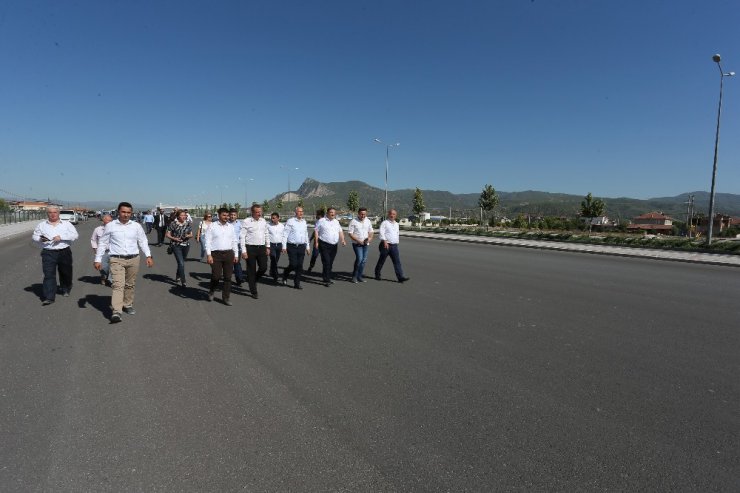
[1,220,738,491]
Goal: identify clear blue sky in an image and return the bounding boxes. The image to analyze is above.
[1,0,739,207]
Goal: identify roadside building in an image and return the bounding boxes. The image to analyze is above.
[627,211,675,235]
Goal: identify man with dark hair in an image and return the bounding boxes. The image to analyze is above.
[348,207,373,283]
[314,207,346,286]
[240,204,269,299]
[32,205,80,305]
[154,207,169,246]
[95,201,154,323]
[228,208,245,286]
[267,212,284,282]
[205,207,239,305]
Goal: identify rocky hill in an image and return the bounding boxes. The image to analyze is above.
[270,179,740,220]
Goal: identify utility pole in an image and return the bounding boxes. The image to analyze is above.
[685,194,695,238]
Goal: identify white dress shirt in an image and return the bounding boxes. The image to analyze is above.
[267,222,285,244]
[378,219,400,244]
[348,217,373,242]
[91,225,106,249]
[315,217,343,244]
[95,219,151,261]
[240,217,269,249]
[282,217,309,249]
[205,220,238,256]
[32,220,79,250]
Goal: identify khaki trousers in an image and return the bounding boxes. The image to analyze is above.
[110,256,140,312]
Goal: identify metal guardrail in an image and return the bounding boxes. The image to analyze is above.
[0,210,46,225]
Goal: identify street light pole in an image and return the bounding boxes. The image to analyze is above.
[374,138,400,213]
[707,54,735,245]
[239,177,254,209]
[280,166,299,202]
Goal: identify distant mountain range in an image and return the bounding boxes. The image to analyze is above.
[273,178,740,220]
[6,180,739,220]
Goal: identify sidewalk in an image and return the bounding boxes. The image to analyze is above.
[0,220,39,241]
[402,230,740,268]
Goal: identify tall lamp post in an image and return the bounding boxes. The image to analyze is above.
[707,54,735,245]
[374,138,400,212]
[238,177,254,209]
[280,166,299,202]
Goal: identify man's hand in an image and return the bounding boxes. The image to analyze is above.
[383,240,389,250]
[241,252,248,260]
[232,256,239,264]
[93,262,101,271]
[207,255,214,265]
[282,248,287,254]
[146,257,154,268]
[52,235,61,242]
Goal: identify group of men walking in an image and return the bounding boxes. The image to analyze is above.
[32,201,409,323]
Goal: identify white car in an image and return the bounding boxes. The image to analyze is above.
[59,210,79,224]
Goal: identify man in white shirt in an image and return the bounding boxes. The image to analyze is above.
[32,206,80,305]
[229,208,245,286]
[314,207,346,286]
[90,214,113,285]
[240,204,270,299]
[205,207,239,305]
[95,202,154,323]
[281,206,310,289]
[348,207,374,283]
[267,212,285,282]
[374,209,410,283]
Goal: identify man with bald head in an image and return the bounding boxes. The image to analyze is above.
[91,214,113,285]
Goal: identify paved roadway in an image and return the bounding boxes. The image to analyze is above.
[1,221,738,491]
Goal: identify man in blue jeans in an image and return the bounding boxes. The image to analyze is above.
[348,207,374,283]
[374,209,410,283]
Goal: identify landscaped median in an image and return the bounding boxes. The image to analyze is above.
[397,226,740,267]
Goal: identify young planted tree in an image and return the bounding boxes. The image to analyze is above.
[580,193,606,234]
[412,187,425,227]
[478,184,499,229]
[276,198,283,212]
[346,190,359,215]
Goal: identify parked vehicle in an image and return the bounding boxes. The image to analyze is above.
[59,210,79,224]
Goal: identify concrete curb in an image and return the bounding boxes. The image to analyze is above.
[0,221,38,241]
[401,230,740,268]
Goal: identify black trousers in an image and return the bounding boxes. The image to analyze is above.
[209,250,234,300]
[269,242,282,279]
[245,244,267,293]
[156,225,166,245]
[318,239,338,282]
[283,244,305,287]
[41,247,73,301]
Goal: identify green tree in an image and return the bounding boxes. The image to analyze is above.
[346,190,359,214]
[0,198,9,212]
[478,184,499,229]
[297,197,304,208]
[580,193,606,234]
[262,199,270,211]
[412,187,425,226]
[276,198,283,211]
[512,214,527,229]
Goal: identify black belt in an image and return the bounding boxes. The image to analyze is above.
[43,247,69,252]
[287,243,305,247]
[211,249,232,253]
[110,254,139,259]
